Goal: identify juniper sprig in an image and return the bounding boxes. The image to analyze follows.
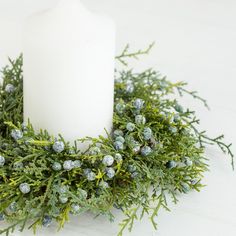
[0,46,233,236]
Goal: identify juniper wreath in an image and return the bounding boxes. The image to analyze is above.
[0,44,234,236]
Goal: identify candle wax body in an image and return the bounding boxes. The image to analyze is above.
[23,0,115,146]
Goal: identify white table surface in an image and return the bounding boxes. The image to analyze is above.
[0,0,236,235]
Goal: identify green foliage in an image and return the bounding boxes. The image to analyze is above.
[0,46,233,236]
[115,42,155,66]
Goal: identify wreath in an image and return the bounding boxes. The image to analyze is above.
[0,44,233,236]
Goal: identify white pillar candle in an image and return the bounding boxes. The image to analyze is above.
[23,0,115,147]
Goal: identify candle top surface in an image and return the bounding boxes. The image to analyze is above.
[24,0,115,31]
[53,0,91,16]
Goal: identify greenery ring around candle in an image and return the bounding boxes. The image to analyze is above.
[0,44,234,236]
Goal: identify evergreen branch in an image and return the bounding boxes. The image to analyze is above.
[176,85,210,109]
[0,220,24,236]
[117,206,140,236]
[201,134,234,169]
[115,42,155,66]
[191,125,234,169]
[19,214,29,232]
[4,121,18,130]
[39,175,55,207]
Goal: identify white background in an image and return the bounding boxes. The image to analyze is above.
[0,0,236,236]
